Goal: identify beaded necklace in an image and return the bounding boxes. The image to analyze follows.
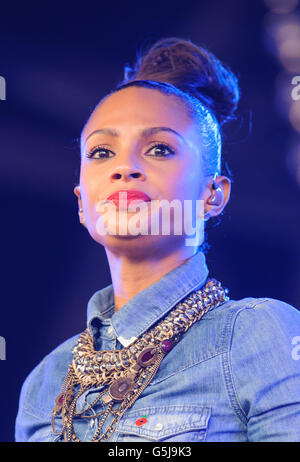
[52,277,229,442]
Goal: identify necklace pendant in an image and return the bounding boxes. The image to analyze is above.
[137,347,157,368]
[108,376,135,402]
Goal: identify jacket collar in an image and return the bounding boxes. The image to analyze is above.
[87,251,209,347]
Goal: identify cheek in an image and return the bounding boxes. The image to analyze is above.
[79,166,106,239]
[167,158,203,200]
[80,163,104,206]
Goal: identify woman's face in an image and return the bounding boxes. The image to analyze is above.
[75,86,214,256]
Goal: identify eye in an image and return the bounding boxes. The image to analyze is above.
[145,143,175,158]
[86,143,175,159]
[86,146,114,159]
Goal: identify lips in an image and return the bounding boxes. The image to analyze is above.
[106,189,151,208]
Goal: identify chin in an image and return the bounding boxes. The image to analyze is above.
[99,233,188,260]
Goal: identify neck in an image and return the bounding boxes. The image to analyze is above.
[105,245,198,312]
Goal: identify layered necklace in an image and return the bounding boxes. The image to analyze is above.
[52,277,229,442]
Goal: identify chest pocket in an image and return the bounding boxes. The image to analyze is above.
[116,405,211,442]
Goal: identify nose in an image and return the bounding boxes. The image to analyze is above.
[110,165,146,182]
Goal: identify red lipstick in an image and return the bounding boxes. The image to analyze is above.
[106,190,151,208]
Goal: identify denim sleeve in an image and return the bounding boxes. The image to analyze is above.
[15,373,29,442]
[15,361,54,442]
[15,334,78,442]
[230,298,300,442]
[15,367,43,442]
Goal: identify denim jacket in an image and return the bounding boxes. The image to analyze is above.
[15,251,300,442]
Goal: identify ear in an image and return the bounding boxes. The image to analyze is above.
[73,185,86,227]
[203,175,231,219]
[74,184,83,208]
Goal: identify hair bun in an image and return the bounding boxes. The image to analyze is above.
[123,37,240,126]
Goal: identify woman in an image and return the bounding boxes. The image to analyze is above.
[15,37,300,442]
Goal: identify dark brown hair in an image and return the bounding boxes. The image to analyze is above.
[121,37,240,128]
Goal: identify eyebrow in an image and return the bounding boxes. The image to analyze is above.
[82,126,186,145]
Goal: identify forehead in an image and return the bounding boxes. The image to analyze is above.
[81,86,197,143]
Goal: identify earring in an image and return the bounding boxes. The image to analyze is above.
[207,182,222,205]
[78,208,86,226]
[203,175,222,218]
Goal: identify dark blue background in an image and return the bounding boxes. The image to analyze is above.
[1,0,300,442]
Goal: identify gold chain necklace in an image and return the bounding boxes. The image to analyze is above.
[52,277,229,442]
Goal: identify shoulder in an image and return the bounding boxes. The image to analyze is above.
[188,296,300,357]
[207,295,300,333]
[227,296,300,342]
[219,297,300,373]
